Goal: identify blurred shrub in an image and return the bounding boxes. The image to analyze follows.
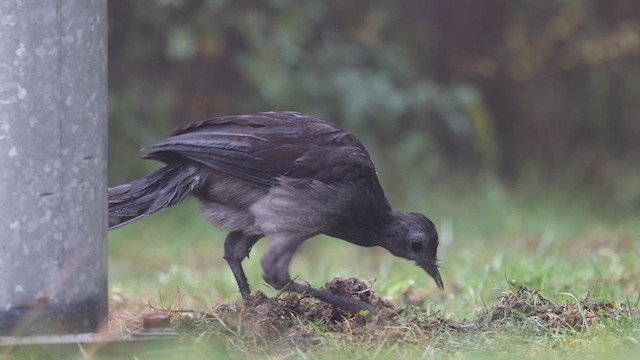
[108,0,640,208]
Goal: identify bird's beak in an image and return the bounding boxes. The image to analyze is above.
[419,261,444,290]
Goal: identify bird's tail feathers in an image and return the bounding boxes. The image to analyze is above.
[108,164,201,230]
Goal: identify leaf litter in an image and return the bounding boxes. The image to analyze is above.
[109,277,636,355]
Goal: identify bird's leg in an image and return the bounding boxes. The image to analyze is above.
[261,235,378,317]
[223,231,261,299]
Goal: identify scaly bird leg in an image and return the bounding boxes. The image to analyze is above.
[260,235,378,317]
[223,231,261,299]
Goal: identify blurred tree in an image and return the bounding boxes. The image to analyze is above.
[108,0,640,206]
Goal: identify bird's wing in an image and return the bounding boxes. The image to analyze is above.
[144,112,374,190]
[248,139,392,239]
[259,128,392,236]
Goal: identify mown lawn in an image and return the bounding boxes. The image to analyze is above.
[104,180,639,359]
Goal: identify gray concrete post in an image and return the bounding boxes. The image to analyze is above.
[0,0,108,335]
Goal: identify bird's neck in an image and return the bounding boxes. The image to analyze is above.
[377,210,409,249]
[326,210,402,248]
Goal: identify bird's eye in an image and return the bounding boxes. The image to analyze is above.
[410,241,423,251]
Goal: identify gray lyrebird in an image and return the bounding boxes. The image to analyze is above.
[108,111,443,314]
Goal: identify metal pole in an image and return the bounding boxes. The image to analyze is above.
[0,0,108,335]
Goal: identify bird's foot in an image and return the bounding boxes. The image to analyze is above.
[285,281,381,322]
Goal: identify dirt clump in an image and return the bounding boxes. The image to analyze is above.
[169,277,397,343]
[305,277,397,325]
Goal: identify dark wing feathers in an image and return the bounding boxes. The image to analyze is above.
[144,111,376,189]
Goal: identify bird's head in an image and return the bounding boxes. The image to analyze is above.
[382,212,443,290]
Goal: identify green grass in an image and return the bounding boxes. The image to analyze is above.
[105,179,640,359]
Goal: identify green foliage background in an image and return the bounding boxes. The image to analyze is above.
[109,0,640,207]
[105,3,640,356]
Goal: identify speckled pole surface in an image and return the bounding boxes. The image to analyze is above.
[0,0,107,335]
